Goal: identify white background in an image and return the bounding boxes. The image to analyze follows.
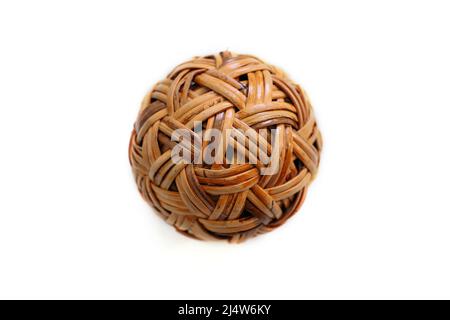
[1,0,449,300]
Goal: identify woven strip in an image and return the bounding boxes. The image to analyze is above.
[129,51,322,243]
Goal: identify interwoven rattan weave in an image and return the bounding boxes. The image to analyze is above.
[129,52,322,242]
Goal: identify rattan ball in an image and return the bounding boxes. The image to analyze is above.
[129,51,322,243]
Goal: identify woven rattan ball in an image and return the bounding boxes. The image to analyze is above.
[129,51,322,243]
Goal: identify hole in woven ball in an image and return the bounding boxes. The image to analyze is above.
[238,74,248,83]
[294,158,304,171]
[283,97,293,105]
[240,210,252,219]
[189,81,199,90]
[313,140,319,150]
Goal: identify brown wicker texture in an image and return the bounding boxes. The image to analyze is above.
[129,51,322,243]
